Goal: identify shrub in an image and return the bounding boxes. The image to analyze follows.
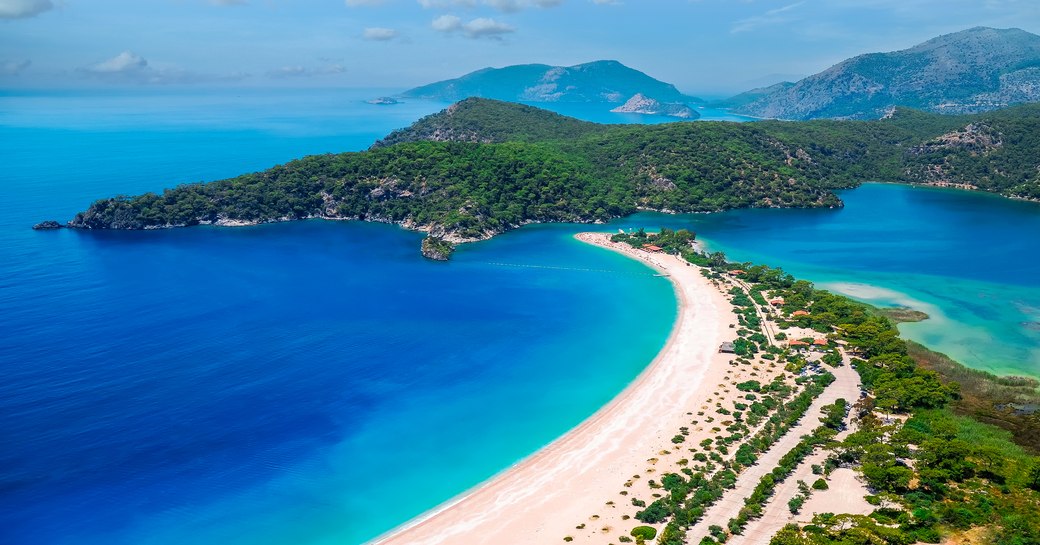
[812,478,829,490]
[635,500,669,524]
[631,525,657,540]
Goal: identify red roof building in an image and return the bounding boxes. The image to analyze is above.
[788,340,810,347]
[813,338,829,346]
[642,244,663,252]
[769,298,785,307]
[791,310,810,317]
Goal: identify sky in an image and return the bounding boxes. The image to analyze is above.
[2,0,1040,94]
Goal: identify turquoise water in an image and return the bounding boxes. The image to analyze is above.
[0,89,677,545]
[610,184,1040,377]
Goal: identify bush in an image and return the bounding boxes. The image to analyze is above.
[812,478,829,490]
[635,500,669,524]
[631,526,658,540]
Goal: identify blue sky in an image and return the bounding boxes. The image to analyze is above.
[2,0,1039,93]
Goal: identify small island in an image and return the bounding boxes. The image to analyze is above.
[420,236,454,261]
[366,97,401,105]
[610,93,698,119]
[32,220,64,230]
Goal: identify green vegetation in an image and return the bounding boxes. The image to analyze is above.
[67,99,1040,257]
[611,228,696,255]
[604,228,1040,544]
[908,341,1040,451]
[420,236,455,261]
[666,231,1040,545]
[630,525,658,541]
[876,307,930,324]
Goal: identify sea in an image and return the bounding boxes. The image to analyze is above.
[1,88,1037,545]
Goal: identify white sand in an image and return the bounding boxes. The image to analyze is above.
[371,233,740,545]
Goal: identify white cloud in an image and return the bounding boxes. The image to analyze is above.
[419,0,477,8]
[0,59,30,75]
[267,64,346,78]
[87,51,149,74]
[463,17,515,38]
[81,51,249,84]
[731,1,805,33]
[0,0,53,19]
[431,14,463,31]
[433,15,515,38]
[345,0,385,6]
[363,27,399,40]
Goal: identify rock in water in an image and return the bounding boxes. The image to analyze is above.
[33,220,64,230]
[421,236,455,261]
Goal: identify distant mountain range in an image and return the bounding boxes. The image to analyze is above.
[722,27,1040,120]
[400,60,701,119]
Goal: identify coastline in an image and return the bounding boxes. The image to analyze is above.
[370,232,738,545]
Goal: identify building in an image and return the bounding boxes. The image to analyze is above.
[769,298,785,307]
[642,244,664,252]
[813,338,829,346]
[728,270,746,276]
[788,340,810,348]
[719,341,736,353]
[791,310,810,317]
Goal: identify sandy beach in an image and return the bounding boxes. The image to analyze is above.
[371,232,747,545]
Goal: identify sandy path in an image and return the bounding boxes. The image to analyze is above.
[371,233,737,545]
[725,357,869,545]
[686,359,862,542]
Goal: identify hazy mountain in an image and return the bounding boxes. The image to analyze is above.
[728,27,1040,120]
[401,60,700,108]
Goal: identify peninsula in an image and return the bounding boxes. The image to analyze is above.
[61,97,1040,257]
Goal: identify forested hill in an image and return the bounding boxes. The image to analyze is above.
[65,98,1040,256]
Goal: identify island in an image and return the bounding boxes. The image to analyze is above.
[401,60,699,105]
[366,97,401,105]
[57,97,1040,258]
[610,93,698,119]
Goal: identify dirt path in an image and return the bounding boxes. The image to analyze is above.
[725,355,870,545]
[685,358,862,543]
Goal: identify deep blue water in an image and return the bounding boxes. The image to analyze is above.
[0,89,678,545]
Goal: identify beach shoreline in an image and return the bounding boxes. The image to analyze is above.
[370,232,739,545]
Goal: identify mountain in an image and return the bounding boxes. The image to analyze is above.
[62,99,1040,257]
[401,60,700,108]
[610,93,698,119]
[727,27,1040,120]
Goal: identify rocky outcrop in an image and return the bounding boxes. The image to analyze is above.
[32,220,63,230]
[420,236,455,261]
[610,94,699,119]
